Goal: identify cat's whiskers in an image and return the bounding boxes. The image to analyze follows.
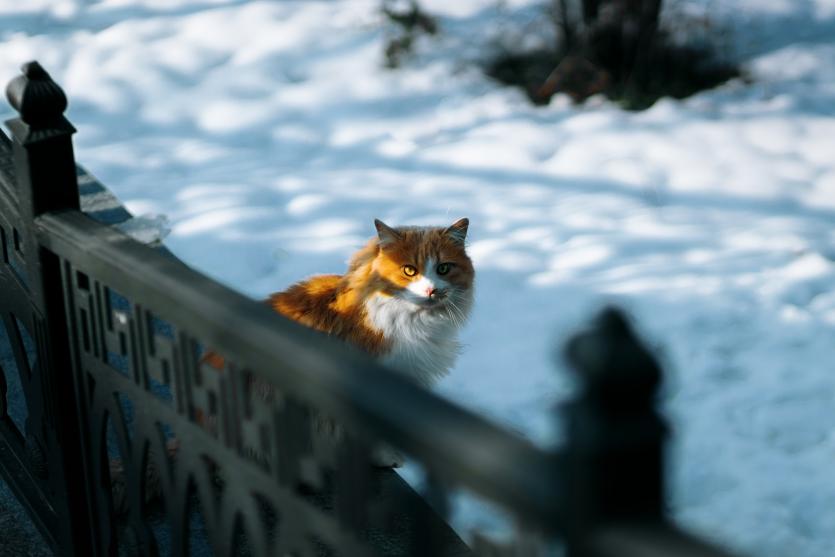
[446,298,467,330]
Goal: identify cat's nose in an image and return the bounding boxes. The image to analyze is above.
[426,287,437,298]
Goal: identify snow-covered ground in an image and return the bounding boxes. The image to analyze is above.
[2,1,835,555]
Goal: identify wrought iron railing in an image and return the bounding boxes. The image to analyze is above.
[0,61,739,557]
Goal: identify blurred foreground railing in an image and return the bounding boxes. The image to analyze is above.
[0,62,739,557]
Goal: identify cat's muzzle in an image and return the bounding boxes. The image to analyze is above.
[426,289,449,304]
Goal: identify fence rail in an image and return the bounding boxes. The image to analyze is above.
[0,61,740,557]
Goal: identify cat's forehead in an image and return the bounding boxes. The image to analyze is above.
[392,227,457,248]
[378,226,465,260]
[394,224,444,234]
[394,225,442,238]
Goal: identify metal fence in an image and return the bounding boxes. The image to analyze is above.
[0,61,738,557]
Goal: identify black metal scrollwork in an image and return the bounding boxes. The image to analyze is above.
[61,258,388,557]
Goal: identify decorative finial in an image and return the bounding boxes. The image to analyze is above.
[563,306,661,410]
[6,61,68,127]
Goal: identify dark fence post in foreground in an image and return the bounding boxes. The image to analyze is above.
[561,308,737,557]
[3,61,92,554]
[561,308,665,556]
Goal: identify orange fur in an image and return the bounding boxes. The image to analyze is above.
[268,270,389,355]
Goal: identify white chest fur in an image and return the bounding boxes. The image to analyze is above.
[364,294,465,386]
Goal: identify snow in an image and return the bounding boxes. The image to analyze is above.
[3,1,835,556]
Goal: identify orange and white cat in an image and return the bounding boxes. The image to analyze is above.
[269,218,474,386]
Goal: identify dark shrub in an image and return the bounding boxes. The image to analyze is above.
[486,0,741,109]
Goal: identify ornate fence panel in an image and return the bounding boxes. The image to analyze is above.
[0,62,742,557]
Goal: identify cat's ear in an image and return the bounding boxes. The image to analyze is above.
[374,219,401,246]
[444,217,469,244]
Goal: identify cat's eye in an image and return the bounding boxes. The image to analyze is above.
[436,262,452,275]
[403,265,417,277]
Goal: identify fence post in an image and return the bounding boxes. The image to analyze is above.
[6,61,79,219]
[5,61,92,555]
[560,307,666,556]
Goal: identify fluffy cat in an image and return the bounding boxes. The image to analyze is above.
[200,218,474,466]
[269,217,474,386]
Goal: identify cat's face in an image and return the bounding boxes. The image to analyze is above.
[372,218,474,315]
